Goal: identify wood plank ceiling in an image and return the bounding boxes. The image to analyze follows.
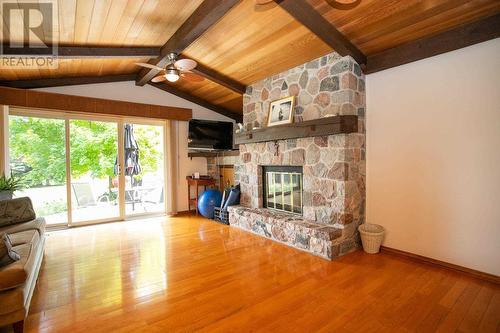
[308,0,500,55]
[0,0,203,80]
[1,0,499,117]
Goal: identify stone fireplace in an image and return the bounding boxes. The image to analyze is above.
[229,52,366,260]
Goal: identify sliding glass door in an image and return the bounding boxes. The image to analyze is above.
[8,115,68,226]
[124,123,165,216]
[7,109,167,227]
[69,119,120,224]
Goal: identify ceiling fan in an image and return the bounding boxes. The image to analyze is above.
[135,53,204,83]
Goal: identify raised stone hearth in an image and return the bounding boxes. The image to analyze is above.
[229,206,343,259]
[230,51,366,260]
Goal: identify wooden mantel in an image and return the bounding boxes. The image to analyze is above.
[0,86,192,121]
[234,115,358,145]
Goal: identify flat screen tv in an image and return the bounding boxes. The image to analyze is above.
[188,119,233,151]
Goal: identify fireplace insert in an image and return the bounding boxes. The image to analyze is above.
[262,166,303,214]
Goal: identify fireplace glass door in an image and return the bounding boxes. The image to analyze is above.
[263,166,302,214]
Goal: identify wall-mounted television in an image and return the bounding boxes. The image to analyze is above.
[188,119,233,151]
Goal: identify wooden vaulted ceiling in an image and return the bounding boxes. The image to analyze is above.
[1,0,499,120]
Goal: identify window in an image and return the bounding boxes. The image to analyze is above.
[5,108,167,227]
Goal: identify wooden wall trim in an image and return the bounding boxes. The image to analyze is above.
[366,14,500,74]
[0,86,192,121]
[380,246,500,285]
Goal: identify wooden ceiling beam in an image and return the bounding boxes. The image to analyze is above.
[366,14,500,74]
[0,74,136,89]
[2,43,247,93]
[58,46,159,58]
[1,45,159,58]
[187,60,246,95]
[275,0,366,66]
[149,82,242,122]
[136,0,241,87]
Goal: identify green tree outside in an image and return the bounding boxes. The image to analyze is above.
[9,116,162,187]
[9,116,66,186]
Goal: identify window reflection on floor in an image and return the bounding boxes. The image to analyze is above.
[125,220,168,299]
[43,218,169,312]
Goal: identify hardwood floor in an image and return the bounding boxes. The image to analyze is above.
[2,215,499,332]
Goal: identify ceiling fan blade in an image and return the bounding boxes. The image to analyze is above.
[174,58,197,71]
[135,62,164,71]
[254,0,276,12]
[181,72,205,82]
[325,0,361,10]
[151,75,167,83]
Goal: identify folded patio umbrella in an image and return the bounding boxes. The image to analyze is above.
[114,124,141,178]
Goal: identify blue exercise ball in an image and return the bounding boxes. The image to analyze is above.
[197,189,222,218]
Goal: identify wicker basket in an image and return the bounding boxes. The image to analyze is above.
[358,223,385,254]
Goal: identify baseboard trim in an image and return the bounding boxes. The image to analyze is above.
[172,210,195,216]
[380,246,500,285]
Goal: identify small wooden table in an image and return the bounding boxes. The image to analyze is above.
[186,176,216,215]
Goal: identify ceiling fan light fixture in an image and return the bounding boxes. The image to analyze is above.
[165,67,180,82]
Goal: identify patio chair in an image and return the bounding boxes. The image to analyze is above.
[71,183,97,207]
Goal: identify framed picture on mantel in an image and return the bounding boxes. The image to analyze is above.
[267,96,295,127]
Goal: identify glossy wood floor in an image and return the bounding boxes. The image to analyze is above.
[2,215,499,333]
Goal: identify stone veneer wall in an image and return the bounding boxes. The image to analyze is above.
[206,157,219,188]
[206,155,238,189]
[237,134,365,224]
[233,52,366,257]
[243,53,365,131]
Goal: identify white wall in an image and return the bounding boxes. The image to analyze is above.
[37,81,233,212]
[366,38,500,275]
